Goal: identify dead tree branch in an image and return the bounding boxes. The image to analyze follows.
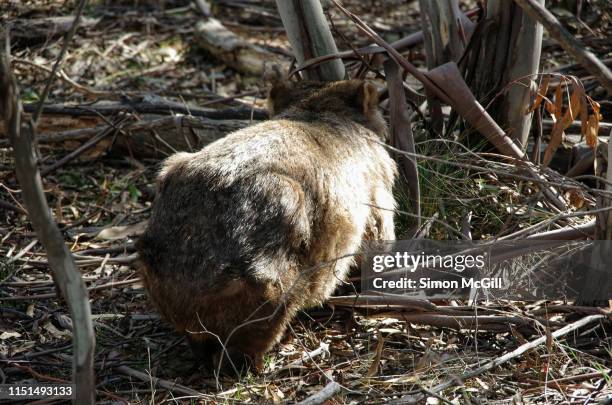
[383,59,420,227]
[295,381,342,405]
[0,34,95,404]
[513,0,612,94]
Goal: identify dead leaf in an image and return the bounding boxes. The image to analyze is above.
[585,115,599,148]
[565,189,586,209]
[543,82,583,167]
[580,92,588,139]
[554,79,564,117]
[565,82,582,123]
[543,117,564,167]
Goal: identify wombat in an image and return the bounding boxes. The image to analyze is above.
[137,79,397,374]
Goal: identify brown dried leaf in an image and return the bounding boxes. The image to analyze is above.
[543,117,564,167]
[528,75,550,113]
[565,188,586,209]
[580,93,589,138]
[543,82,583,167]
[566,82,582,122]
[592,100,602,121]
[585,114,599,148]
[554,80,564,117]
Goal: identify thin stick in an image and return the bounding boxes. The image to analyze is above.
[295,381,342,405]
[115,365,203,398]
[32,0,88,125]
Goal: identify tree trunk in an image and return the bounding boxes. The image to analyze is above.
[276,0,345,81]
[463,0,544,148]
[418,0,474,133]
[419,0,466,69]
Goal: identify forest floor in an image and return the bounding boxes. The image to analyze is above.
[1,0,611,404]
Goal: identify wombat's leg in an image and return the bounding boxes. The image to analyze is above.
[186,335,219,370]
[214,348,264,376]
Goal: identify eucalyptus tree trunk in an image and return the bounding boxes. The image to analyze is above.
[276,0,345,81]
[463,0,544,148]
[418,0,474,133]
[419,0,467,69]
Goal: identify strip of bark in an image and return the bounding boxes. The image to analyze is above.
[384,59,420,227]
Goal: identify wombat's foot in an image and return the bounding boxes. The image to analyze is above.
[186,336,218,370]
[188,335,264,376]
[213,349,264,376]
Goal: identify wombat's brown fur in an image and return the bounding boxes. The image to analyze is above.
[137,79,397,374]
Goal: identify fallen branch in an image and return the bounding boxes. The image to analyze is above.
[384,59,420,227]
[22,100,268,120]
[116,365,203,398]
[40,119,121,176]
[9,15,99,43]
[195,17,286,76]
[0,277,140,301]
[328,293,439,312]
[525,219,596,240]
[513,0,612,94]
[295,381,342,405]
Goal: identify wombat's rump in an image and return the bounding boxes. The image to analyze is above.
[137,80,397,373]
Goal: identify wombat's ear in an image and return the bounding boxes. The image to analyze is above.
[358,81,380,115]
[267,80,295,116]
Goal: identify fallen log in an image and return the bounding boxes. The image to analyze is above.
[21,99,268,120]
[113,115,248,157]
[10,15,100,44]
[195,17,287,76]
